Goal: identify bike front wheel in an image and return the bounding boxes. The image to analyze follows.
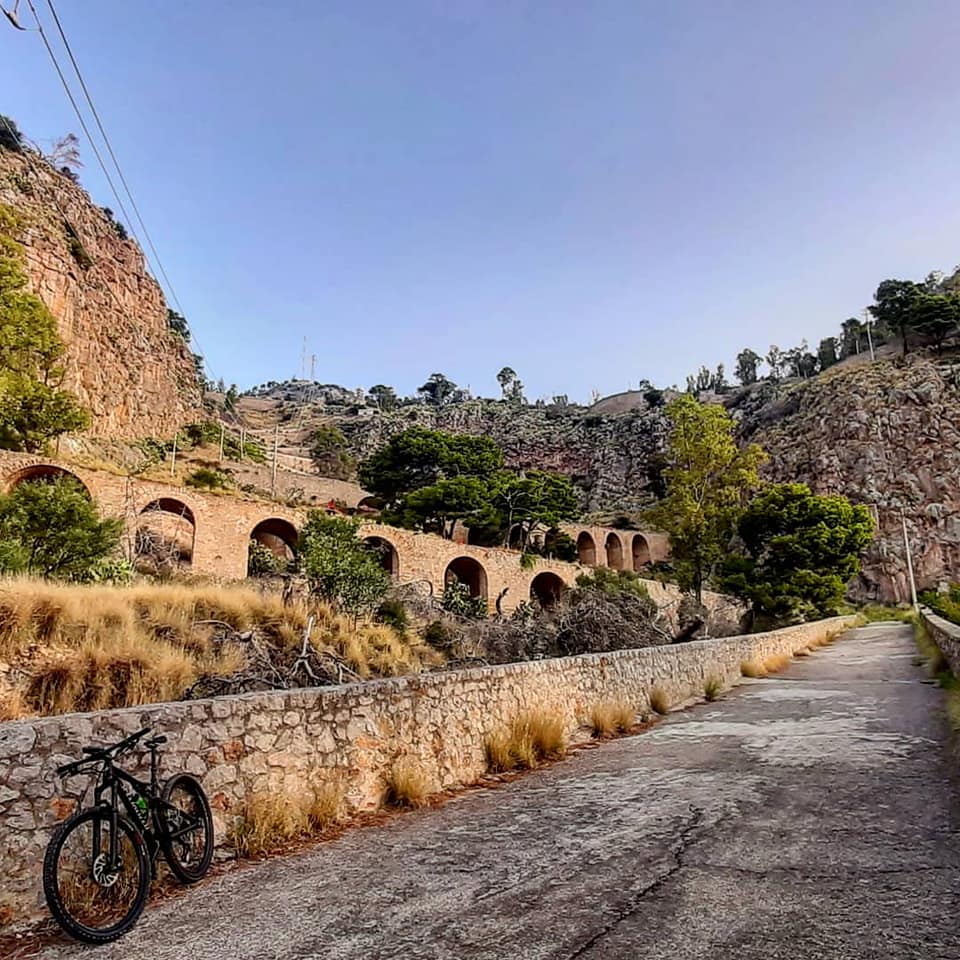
[159,773,214,883]
[43,807,151,944]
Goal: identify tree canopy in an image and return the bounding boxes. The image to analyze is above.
[0,476,122,580]
[358,427,503,506]
[0,206,89,451]
[720,483,874,621]
[417,372,457,406]
[648,395,765,602]
[359,427,578,543]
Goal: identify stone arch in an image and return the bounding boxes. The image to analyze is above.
[363,536,400,578]
[605,532,624,570]
[530,571,566,608]
[250,517,299,562]
[136,498,196,570]
[632,534,651,571]
[5,463,91,498]
[356,496,383,513]
[444,556,488,600]
[577,531,597,566]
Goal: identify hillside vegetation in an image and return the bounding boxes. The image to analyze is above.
[0,580,440,720]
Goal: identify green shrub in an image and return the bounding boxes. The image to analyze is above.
[0,477,122,580]
[247,539,287,577]
[376,598,409,636]
[300,513,390,619]
[575,566,651,599]
[440,581,487,619]
[184,467,230,491]
[423,619,454,649]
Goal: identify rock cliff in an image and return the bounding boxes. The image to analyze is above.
[740,354,960,603]
[0,147,202,440]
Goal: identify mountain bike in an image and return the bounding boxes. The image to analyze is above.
[43,727,214,944]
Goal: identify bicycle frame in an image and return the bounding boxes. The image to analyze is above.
[92,756,160,870]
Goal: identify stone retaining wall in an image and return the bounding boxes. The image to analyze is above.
[0,616,854,923]
[920,608,960,676]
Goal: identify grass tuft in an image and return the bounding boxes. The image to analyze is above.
[649,686,670,715]
[307,781,346,831]
[914,619,948,676]
[230,792,309,858]
[384,760,430,809]
[741,659,767,679]
[589,699,636,738]
[763,653,791,674]
[703,677,723,701]
[485,708,567,772]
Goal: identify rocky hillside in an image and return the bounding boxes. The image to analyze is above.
[241,353,960,602]
[740,353,960,603]
[0,146,202,440]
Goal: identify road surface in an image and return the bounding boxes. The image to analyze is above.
[45,623,960,959]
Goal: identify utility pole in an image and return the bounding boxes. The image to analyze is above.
[863,308,875,361]
[239,427,245,462]
[170,425,179,477]
[218,423,225,462]
[901,511,918,611]
[271,425,280,499]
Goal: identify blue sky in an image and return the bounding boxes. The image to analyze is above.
[3,1,960,402]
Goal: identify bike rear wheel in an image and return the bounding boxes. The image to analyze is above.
[43,807,151,944]
[159,773,214,883]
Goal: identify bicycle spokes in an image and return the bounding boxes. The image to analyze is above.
[55,816,142,931]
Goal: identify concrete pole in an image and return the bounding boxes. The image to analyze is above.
[863,308,876,361]
[239,428,245,462]
[218,423,225,462]
[170,426,179,477]
[271,425,280,499]
[901,511,919,610]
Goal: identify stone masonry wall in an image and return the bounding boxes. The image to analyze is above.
[920,608,960,677]
[0,616,854,923]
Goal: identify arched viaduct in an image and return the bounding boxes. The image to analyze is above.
[0,452,670,615]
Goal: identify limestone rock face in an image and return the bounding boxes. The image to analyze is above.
[741,355,960,602]
[0,149,202,440]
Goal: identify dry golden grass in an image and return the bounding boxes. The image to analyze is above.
[649,686,671,714]
[945,688,960,734]
[703,677,723,701]
[0,579,442,719]
[763,653,792,674]
[384,759,430,808]
[741,659,767,679]
[230,791,309,858]
[308,780,347,831]
[485,708,567,772]
[0,687,28,722]
[589,698,636,738]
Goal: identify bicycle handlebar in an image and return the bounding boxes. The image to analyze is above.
[56,727,151,778]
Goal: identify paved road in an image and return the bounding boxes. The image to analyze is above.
[45,624,960,959]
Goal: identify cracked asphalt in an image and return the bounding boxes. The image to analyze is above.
[44,623,960,959]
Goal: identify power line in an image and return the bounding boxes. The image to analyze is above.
[15,1,244,431]
[23,0,139,244]
[42,0,185,317]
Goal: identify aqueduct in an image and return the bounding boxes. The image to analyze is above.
[0,452,670,614]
